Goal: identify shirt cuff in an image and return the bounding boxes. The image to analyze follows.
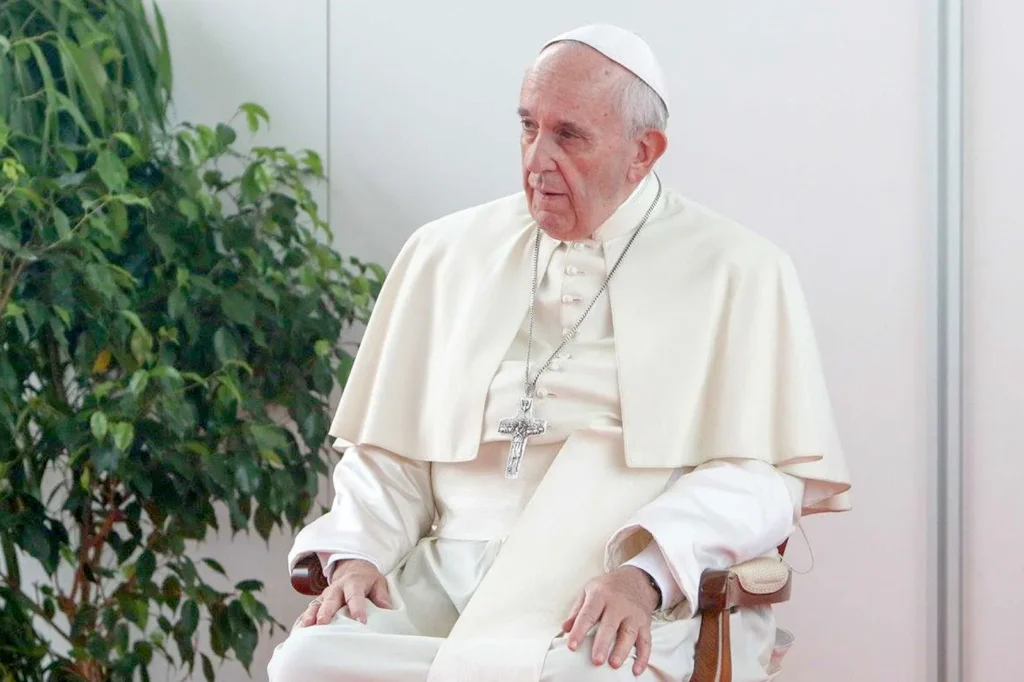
[319,551,383,583]
[623,542,684,610]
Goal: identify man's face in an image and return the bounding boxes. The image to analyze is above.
[518,45,640,241]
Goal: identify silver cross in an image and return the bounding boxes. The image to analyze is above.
[498,397,547,479]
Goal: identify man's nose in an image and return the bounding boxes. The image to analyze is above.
[523,133,557,175]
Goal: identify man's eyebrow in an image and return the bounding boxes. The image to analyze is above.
[517,108,591,137]
[556,121,590,138]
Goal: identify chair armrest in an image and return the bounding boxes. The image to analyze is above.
[291,554,329,596]
[697,557,792,613]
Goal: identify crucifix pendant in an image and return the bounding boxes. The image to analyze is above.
[497,397,548,479]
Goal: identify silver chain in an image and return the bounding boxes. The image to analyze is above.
[523,174,663,397]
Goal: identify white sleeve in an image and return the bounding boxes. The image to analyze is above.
[606,459,803,616]
[287,444,434,577]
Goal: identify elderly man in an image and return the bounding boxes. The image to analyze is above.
[268,24,850,682]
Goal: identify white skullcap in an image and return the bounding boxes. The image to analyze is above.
[541,24,669,114]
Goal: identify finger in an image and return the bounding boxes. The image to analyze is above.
[345,584,370,624]
[567,597,604,652]
[315,587,344,625]
[562,592,585,633]
[632,625,653,677]
[591,612,623,666]
[299,601,320,628]
[608,621,640,670]
[368,577,392,609]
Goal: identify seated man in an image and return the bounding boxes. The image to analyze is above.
[269,24,851,682]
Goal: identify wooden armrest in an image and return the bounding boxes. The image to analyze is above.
[291,554,329,596]
[697,557,792,613]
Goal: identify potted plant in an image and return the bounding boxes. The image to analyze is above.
[0,1,384,679]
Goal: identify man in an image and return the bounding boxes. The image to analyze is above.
[269,24,850,682]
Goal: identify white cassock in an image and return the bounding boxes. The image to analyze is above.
[268,174,852,682]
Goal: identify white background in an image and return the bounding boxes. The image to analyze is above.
[149,1,1021,681]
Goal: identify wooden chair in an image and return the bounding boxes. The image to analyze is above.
[290,553,792,682]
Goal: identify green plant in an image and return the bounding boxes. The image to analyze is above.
[0,1,384,680]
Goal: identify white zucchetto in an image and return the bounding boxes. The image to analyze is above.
[541,24,669,114]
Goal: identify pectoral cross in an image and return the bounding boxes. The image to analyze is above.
[498,397,547,479]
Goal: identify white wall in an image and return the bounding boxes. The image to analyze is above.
[964,1,1024,680]
[167,1,938,681]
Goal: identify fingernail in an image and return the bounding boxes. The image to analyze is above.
[568,640,577,650]
[611,657,621,667]
[595,656,605,665]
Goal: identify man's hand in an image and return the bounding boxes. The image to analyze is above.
[298,559,391,627]
[562,566,661,676]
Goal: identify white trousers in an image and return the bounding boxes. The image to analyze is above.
[268,537,781,682]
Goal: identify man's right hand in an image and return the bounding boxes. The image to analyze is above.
[298,559,391,627]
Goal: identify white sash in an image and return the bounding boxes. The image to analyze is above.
[426,426,674,682]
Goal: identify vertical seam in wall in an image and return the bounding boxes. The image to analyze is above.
[936,0,965,680]
[325,0,332,239]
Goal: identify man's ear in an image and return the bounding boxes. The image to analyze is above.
[628,129,668,182]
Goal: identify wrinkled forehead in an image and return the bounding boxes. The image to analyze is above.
[519,43,627,119]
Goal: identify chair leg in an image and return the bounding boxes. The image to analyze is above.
[692,609,731,682]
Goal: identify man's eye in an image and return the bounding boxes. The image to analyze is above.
[558,130,576,140]
[520,120,536,131]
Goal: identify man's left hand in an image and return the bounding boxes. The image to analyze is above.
[562,566,661,676]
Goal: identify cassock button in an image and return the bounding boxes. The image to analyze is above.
[561,327,572,337]
[549,362,563,372]
[561,294,578,304]
[536,388,551,399]
[566,266,580,276]
[574,242,587,251]
[558,351,572,360]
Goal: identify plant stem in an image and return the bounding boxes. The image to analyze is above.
[0,258,28,316]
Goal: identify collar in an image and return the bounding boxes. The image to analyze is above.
[589,172,660,242]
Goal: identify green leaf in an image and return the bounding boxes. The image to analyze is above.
[113,132,142,158]
[302,150,324,176]
[137,550,156,583]
[234,579,263,592]
[179,599,200,636]
[90,411,108,441]
[253,504,274,541]
[216,123,237,147]
[314,339,332,357]
[221,290,256,327]
[128,369,150,396]
[130,328,154,365]
[261,450,284,470]
[235,459,260,495]
[213,327,242,363]
[110,422,135,452]
[150,365,183,382]
[95,150,127,192]
[59,37,107,128]
[0,35,10,57]
[177,198,199,221]
[52,207,72,239]
[202,654,215,682]
[202,558,227,577]
[240,102,270,133]
[168,288,187,319]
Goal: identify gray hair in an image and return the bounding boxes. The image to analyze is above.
[549,40,668,137]
[619,72,668,137]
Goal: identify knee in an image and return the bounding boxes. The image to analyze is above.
[267,632,321,682]
[542,638,635,682]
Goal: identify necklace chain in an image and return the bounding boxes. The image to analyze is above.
[523,175,663,397]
